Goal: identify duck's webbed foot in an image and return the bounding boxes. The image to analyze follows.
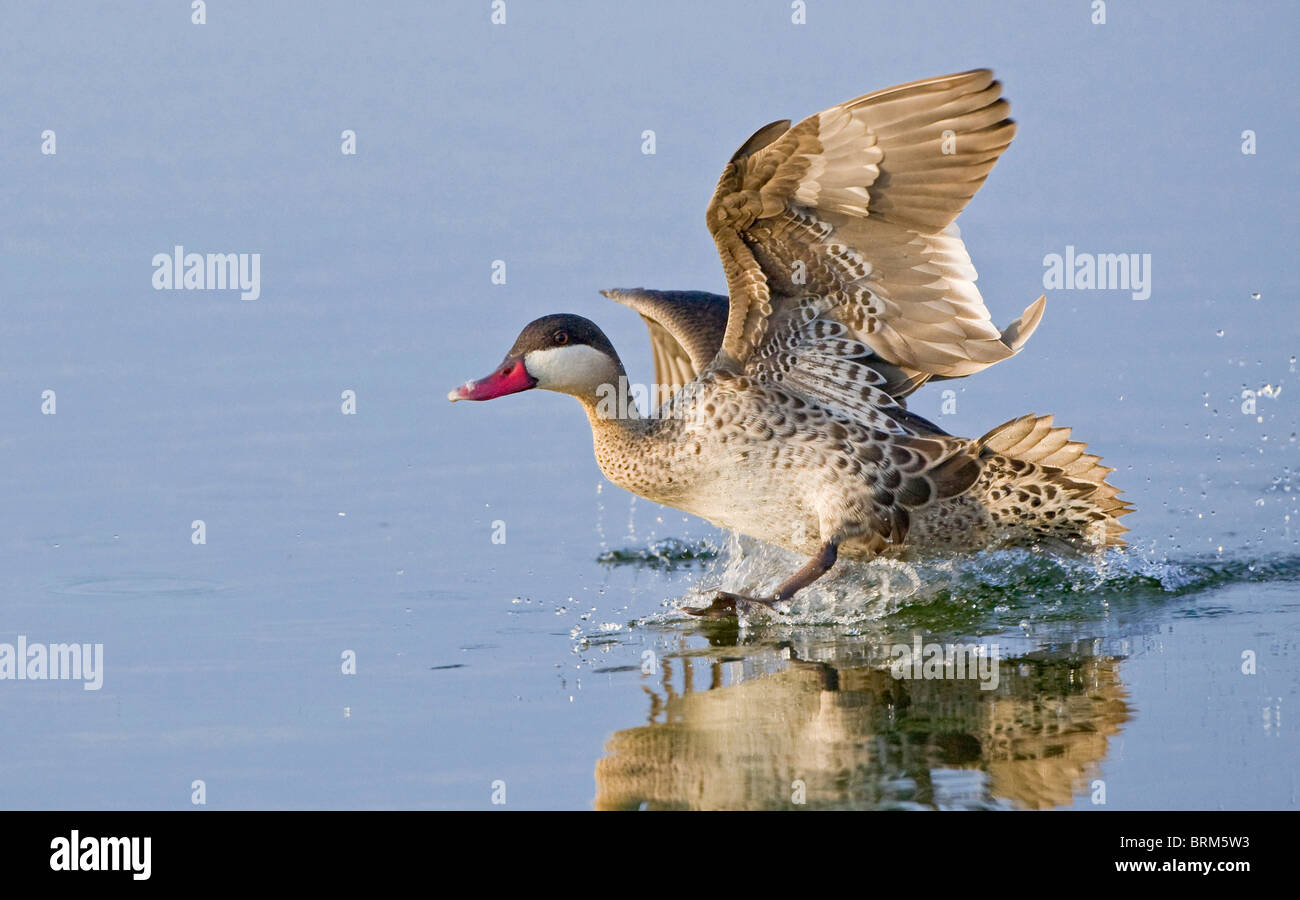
[685,541,841,618]
[685,591,776,618]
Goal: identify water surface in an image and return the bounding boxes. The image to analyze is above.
[1,1,1296,809]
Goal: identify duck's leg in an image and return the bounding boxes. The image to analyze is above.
[687,541,840,618]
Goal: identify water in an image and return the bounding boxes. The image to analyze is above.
[1,1,1297,809]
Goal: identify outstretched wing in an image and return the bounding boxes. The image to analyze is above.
[600,289,729,409]
[705,68,1043,378]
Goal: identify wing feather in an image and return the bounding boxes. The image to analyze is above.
[704,69,1043,378]
[600,289,729,410]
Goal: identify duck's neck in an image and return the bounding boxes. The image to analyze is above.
[578,391,685,503]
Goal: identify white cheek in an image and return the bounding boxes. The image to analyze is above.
[524,345,615,395]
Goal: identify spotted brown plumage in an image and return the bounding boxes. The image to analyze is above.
[449,70,1132,617]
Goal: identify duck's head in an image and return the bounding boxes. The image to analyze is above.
[448,313,625,404]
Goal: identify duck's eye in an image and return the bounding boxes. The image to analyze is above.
[554,330,569,345]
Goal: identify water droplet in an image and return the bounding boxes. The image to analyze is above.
[1251,292,1261,300]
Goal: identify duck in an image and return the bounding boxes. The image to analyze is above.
[449,69,1131,618]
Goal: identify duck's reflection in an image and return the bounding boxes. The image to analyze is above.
[595,639,1129,810]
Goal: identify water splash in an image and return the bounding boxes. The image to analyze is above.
[597,537,718,569]
[595,532,1300,630]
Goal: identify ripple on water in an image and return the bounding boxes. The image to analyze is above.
[49,575,226,599]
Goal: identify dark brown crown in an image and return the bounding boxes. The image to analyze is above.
[507,314,620,361]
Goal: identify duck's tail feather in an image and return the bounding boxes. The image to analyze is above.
[974,413,1132,547]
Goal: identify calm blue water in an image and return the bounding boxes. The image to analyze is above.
[1,1,1296,809]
